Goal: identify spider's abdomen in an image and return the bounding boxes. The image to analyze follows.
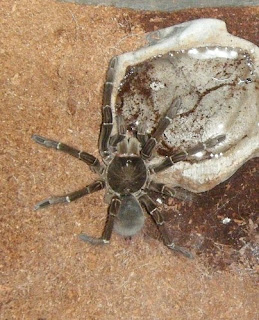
[114,195,145,237]
[107,156,147,194]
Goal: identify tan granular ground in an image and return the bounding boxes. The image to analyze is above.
[1,1,258,319]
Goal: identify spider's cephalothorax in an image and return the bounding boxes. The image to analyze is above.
[107,153,147,195]
[33,61,225,259]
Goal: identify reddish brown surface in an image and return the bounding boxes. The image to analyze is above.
[146,158,259,271]
[1,1,258,319]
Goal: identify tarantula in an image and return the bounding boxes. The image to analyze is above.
[33,65,225,259]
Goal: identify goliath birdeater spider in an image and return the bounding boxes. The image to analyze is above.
[33,62,225,259]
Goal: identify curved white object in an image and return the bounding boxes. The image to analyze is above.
[108,19,258,192]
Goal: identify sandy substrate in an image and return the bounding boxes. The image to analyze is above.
[1,1,258,319]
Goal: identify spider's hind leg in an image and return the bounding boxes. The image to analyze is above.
[80,196,121,245]
[34,180,105,210]
[139,194,193,259]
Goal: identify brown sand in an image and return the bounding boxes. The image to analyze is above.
[1,1,258,319]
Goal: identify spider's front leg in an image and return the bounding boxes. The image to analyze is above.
[32,135,103,174]
[139,194,193,259]
[79,196,121,245]
[151,134,226,173]
[109,114,126,148]
[141,97,181,160]
[136,122,149,147]
[99,57,118,158]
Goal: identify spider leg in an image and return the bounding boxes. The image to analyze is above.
[99,105,113,158]
[79,196,121,245]
[136,122,149,147]
[139,194,193,259]
[99,57,117,158]
[151,134,226,173]
[34,180,105,210]
[32,134,103,174]
[148,180,197,202]
[109,114,126,147]
[141,97,181,160]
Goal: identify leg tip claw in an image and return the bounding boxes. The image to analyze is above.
[79,234,108,245]
[32,134,44,144]
[32,134,58,148]
[34,199,52,210]
[168,243,194,259]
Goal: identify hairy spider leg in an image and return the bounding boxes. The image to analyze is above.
[136,122,149,147]
[140,97,181,160]
[32,134,105,209]
[34,180,105,210]
[151,134,226,173]
[109,114,127,147]
[80,196,121,244]
[99,105,113,158]
[32,134,103,174]
[139,194,193,259]
[99,57,117,158]
[148,180,196,202]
